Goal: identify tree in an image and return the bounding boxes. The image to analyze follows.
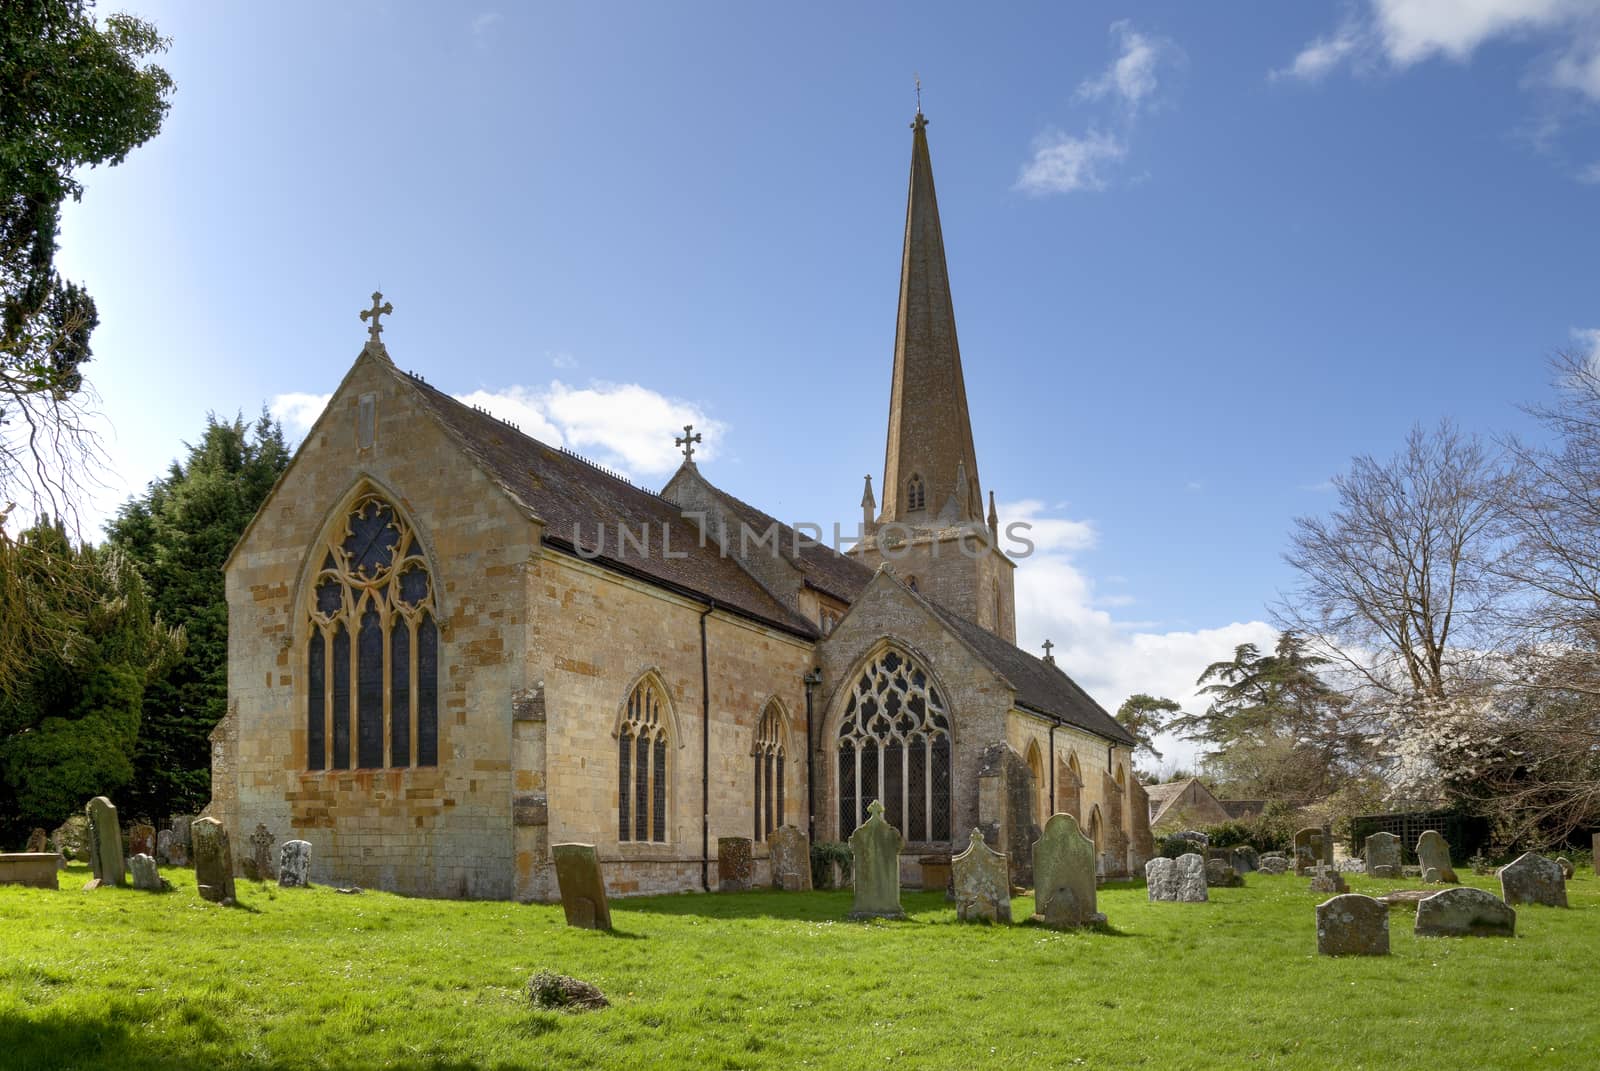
[106,411,288,819]
[1,0,174,516]
[0,519,180,840]
[1115,693,1179,767]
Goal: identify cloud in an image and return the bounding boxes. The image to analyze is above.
[1016,22,1180,197]
[1280,0,1600,102]
[469,11,502,37]
[1002,499,1276,767]
[1573,326,1600,369]
[273,378,725,481]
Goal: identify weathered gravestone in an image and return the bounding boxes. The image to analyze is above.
[1364,831,1401,876]
[768,825,812,892]
[247,824,275,882]
[1231,845,1258,875]
[156,829,177,866]
[1309,865,1348,895]
[85,797,125,889]
[1292,828,1324,876]
[1415,830,1458,883]
[849,800,905,920]
[1415,886,1516,937]
[1030,813,1103,928]
[190,817,236,904]
[129,853,163,892]
[1498,852,1567,908]
[25,828,47,854]
[128,823,156,860]
[717,836,753,892]
[1555,856,1574,880]
[1258,855,1289,875]
[952,827,1011,923]
[1316,893,1389,956]
[552,843,611,930]
[52,816,90,862]
[279,840,312,888]
[1205,857,1243,888]
[1174,853,1209,902]
[1145,856,1177,901]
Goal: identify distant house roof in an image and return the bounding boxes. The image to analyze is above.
[1145,777,1229,828]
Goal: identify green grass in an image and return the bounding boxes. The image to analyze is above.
[2,863,1596,1070]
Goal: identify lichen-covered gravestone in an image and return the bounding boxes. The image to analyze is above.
[129,853,163,892]
[129,823,156,860]
[85,797,125,888]
[1498,852,1567,908]
[1292,828,1322,876]
[1030,814,1103,928]
[247,824,275,881]
[1205,857,1243,888]
[1415,830,1458,883]
[1230,845,1258,875]
[848,800,905,920]
[1174,853,1209,902]
[1146,856,1177,901]
[190,817,237,904]
[278,840,312,888]
[1316,893,1389,956]
[768,825,812,892]
[1415,887,1516,937]
[717,836,753,892]
[1364,832,1401,876]
[1309,865,1348,895]
[552,843,611,930]
[952,827,1011,922]
[1258,855,1289,875]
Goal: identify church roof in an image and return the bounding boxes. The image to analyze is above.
[402,373,818,638]
[912,586,1138,748]
[696,479,875,604]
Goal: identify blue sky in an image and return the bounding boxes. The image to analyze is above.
[46,2,1600,766]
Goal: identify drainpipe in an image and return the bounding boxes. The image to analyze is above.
[1048,723,1056,813]
[803,668,823,843]
[700,600,714,892]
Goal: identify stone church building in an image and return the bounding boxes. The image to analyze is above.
[208,109,1155,900]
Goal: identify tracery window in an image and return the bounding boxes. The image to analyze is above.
[753,701,786,841]
[906,473,926,512]
[618,677,670,843]
[307,493,438,771]
[837,648,951,843]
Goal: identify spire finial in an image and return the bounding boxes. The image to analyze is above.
[1042,639,1055,664]
[674,424,702,463]
[360,291,393,347]
[915,72,922,115]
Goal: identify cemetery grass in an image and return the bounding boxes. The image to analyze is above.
[2,866,1598,1070]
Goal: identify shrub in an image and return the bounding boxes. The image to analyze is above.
[811,841,852,888]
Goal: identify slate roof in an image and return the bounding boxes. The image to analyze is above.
[403,374,817,638]
[699,479,874,604]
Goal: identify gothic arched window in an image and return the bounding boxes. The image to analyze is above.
[837,647,951,843]
[753,701,786,841]
[906,473,926,512]
[618,677,670,843]
[306,493,438,771]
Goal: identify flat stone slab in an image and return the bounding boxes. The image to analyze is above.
[1499,851,1567,908]
[1415,886,1515,937]
[552,843,611,930]
[1317,894,1389,956]
[0,853,60,890]
[1377,889,1433,908]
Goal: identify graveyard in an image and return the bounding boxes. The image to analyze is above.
[2,859,1597,1070]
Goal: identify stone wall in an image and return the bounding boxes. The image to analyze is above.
[853,528,1016,643]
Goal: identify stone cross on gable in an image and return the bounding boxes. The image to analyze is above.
[360,291,393,346]
[1042,639,1055,663]
[674,424,702,463]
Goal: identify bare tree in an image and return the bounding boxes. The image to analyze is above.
[1279,420,1510,703]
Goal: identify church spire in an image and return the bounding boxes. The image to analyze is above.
[880,108,982,525]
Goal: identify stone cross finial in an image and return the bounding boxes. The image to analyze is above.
[1042,639,1055,663]
[360,291,393,346]
[915,73,922,114]
[674,424,702,463]
[867,799,885,820]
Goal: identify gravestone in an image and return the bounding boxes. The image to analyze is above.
[1030,813,1103,928]
[552,843,611,930]
[1231,845,1258,874]
[1498,852,1567,908]
[156,829,178,866]
[1292,828,1322,876]
[1145,856,1177,901]
[129,853,163,892]
[1555,856,1574,880]
[848,800,905,920]
[128,823,156,860]
[1336,858,1365,873]
[1414,830,1458,883]
[768,825,812,892]
[1309,865,1348,895]
[1415,886,1516,937]
[1258,855,1289,875]
[168,815,194,853]
[1174,853,1209,902]
[1316,893,1389,956]
[952,827,1011,923]
[1205,857,1243,888]
[190,817,236,904]
[1364,831,1401,876]
[52,816,91,862]
[249,824,275,882]
[717,836,753,892]
[85,797,125,888]
[25,828,47,854]
[279,840,312,888]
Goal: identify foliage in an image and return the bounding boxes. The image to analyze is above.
[0,0,174,514]
[809,840,852,889]
[0,520,180,840]
[1114,693,1178,764]
[105,411,288,820]
[1157,832,1199,859]
[4,866,1600,1068]
[1200,801,1299,853]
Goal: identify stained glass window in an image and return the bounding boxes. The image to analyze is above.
[836,647,952,843]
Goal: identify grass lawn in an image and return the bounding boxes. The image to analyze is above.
[2,863,1596,1070]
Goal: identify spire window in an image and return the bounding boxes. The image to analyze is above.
[906,473,926,512]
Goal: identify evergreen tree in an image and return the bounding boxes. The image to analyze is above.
[106,411,289,819]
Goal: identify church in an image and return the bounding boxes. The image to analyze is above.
[207,109,1155,901]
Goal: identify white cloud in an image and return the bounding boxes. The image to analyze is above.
[469,11,502,37]
[1573,326,1600,369]
[1076,21,1169,113]
[1014,129,1127,195]
[1003,500,1277,768]
[274,379,724,481]
[1275,24,1366,82]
